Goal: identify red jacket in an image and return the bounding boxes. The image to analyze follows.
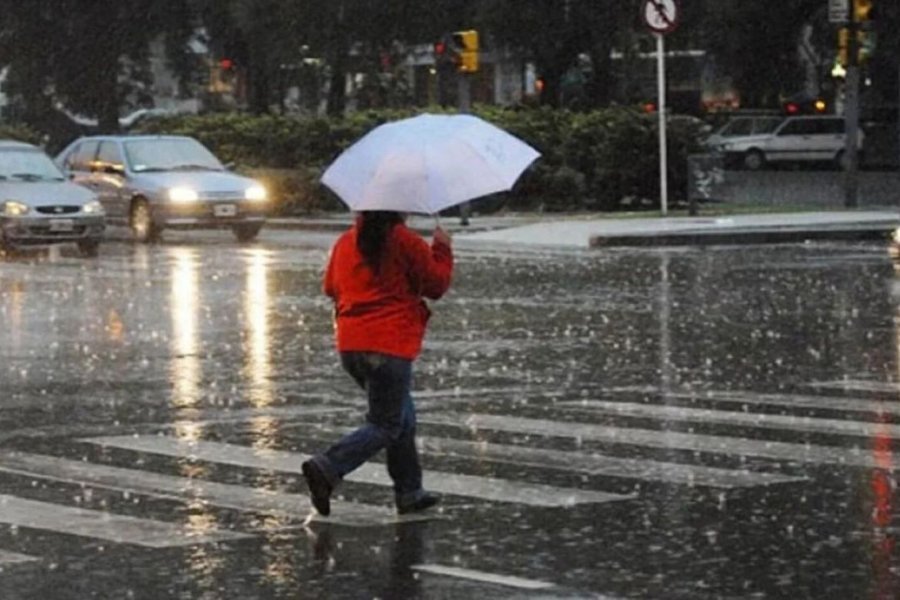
[323,220,453,359]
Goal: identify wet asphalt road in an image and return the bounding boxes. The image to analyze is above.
[1,227,900,599]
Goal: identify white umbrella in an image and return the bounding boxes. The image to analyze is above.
[321,113,540,214]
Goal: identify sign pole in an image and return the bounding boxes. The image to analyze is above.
[843,3,860,208]
[641,0,678,216]
[657,33,668,216]
[457,73,472,224]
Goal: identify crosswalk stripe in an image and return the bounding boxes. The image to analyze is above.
[415,386,539,399]
[0,550,39,565]
[0,450,426,528]
[0,405,352,447]
[557,400,900,439]
[286,422,804,489]
[418,435,804,489]
[807,380,900,394]
[0,494,250,548]
[608,386,900,416]
[410,564,556,590]
[86,436,634,507]
[417,413,896,469]
[167,405,350,428]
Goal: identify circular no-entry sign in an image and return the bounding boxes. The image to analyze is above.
[642,0,680,34]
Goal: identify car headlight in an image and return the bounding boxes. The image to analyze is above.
[2,201,29,216]
[82,200,104,214]
[168,187,199,203]
[244,185,267,202]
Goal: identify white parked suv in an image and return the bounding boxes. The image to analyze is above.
[715,115,863,170]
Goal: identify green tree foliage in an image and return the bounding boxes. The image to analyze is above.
[195,0,442,115]
[701,0,824,106]
[868,1,900,109]
[479,0,633,109]
[191,0,308,114]
[0,0,194,135]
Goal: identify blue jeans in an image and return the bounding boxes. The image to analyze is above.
[311,352,425,506]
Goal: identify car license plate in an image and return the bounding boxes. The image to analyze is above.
[49,219,74,232]
[214,204,237,217]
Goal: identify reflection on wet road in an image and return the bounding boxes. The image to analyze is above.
[1,233,899,598]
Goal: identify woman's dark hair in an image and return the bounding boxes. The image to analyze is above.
[357,211,403,272]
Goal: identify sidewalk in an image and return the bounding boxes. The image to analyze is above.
[267,209,900,248]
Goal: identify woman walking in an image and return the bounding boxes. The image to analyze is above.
[302,211,453,516]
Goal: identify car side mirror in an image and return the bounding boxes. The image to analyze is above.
[104,164,125,175]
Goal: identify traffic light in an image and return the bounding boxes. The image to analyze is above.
[836,27,874,66]
[451,30,479,73]
[433,40,447,59]
[854,0,872,22]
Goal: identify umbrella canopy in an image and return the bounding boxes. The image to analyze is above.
[321,113,540,214]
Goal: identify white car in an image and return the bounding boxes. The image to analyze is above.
[0,140,105,256]
[56,135,268,243]
[715,116,863,170]
[704,116,784,149]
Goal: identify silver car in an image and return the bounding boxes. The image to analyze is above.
[56,135,268,242]
[0,140,105,256]
[703,116,784,149]
[715,116,863,171]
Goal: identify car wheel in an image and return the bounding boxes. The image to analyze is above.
[743,150,765,171]
[131,199,160,243]
[232,222,263,242]
[77,239,100,257]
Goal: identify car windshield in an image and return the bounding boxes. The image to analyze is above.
[124,138,224,172]
[0,148,66,181]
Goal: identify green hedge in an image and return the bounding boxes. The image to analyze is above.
[132,106,706,216]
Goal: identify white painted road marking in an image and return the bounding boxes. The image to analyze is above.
[417,435,804,489]
[418,413,895,469]
[0,550,38,565]
[0,494,250,548]
[558,400,900,439]
[807,380,900,394]
[410,564,556,590]
[0,450,429,527]
[286,422,804,489]
[87,436,635,507]
[608,386,900,416]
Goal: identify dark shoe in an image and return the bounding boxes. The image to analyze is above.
[302,460,332,516]
[397,492,439,515]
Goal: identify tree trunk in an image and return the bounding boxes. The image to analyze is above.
[97,71,120,133]
[538,54,569,108]
[587,40,614,107]
[249,58,271,115]
[326,46,347,116]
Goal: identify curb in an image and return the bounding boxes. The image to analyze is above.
[589,225,896,247]
[264,218,511,236]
